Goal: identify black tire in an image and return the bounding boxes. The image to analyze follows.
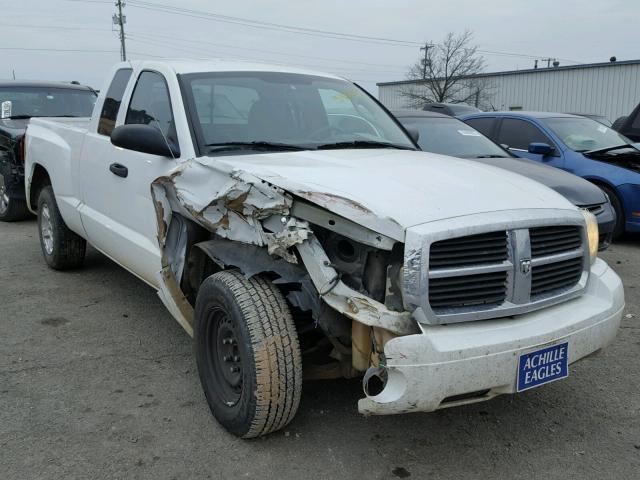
[0,173,30,221]
[37,186,86,270]
[599,184,625,240]
[194,270,302,438]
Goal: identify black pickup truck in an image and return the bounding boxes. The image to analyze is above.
[0,81,96,220]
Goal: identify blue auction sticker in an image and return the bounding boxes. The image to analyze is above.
[517,342,569,392]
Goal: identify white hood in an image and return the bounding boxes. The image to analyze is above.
[215,149,576,240]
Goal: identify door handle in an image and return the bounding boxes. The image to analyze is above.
[109,163,128,178]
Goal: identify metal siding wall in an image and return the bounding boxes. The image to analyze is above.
[378,63,640,120]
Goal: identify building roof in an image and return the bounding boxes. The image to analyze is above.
[377,59,640,87]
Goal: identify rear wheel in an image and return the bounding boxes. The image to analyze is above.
[599,184,625,240]
[0,173,29,222]
[194,270,302,438]
[37,186,86,269]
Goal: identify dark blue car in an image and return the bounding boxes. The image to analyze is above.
[461,112,640,238]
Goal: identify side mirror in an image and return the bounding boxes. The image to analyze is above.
[528,142,554,156]
[111,124,180,158]
[406,127,420,143]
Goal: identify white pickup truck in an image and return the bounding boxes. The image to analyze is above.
[25,60,624,438]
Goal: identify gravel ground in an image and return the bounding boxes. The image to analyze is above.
[1,219,638,480]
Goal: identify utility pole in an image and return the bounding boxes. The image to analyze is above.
[541,57,556,68]
[113,0,127,61]
[420,42,433,80]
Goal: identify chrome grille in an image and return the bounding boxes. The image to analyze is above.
[531,256,584,296]
[530,226,582,257]
[429,231,508,267]
[429,271,508,310]
[405,212,590,325]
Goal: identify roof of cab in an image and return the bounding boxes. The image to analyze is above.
[119,59,346,80]
[0,80,94,90]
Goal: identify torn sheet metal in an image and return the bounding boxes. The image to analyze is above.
[150,158,308,263]
[195,238,307,282]
[297,236,417,336]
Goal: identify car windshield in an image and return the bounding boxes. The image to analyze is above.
[399,116,508,158]
[181,71,416,152]
[544,117,632,152]
[0,86,96,118]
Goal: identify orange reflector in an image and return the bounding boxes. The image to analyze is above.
[632,212,640,218]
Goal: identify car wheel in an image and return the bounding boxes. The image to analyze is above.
[599,185,625,240]
[37,186,86,269]
[194,270,302,438]
[0,173,29,221]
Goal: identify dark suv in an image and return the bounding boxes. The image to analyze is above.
[0,81,96,220]
[422,102,481,117]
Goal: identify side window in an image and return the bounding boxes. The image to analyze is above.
[465,117,496,139]
[125,71,176,143]
[497,118,554,150]
[97,68,132,136]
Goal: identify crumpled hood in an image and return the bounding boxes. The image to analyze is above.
[213,149,576,240]
[473,156,606,206]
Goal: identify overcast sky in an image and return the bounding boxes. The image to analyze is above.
[2,0,637,95]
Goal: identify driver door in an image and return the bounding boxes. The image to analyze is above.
[80,70,179,286]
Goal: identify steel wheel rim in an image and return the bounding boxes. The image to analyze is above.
[0,174,9,215]
[40,203,54,255]
[207,307,243,407]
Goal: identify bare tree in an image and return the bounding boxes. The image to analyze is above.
[401,31,494,109]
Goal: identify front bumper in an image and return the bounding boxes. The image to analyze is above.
[358,258,624,415]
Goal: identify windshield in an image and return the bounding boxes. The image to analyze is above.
[400,116,508,158]
[181,72,415,152]
[0,86,96,118]
[544,117,632,152]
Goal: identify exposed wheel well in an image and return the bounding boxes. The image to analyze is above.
[29,164,52,211]
[585,178,623,206]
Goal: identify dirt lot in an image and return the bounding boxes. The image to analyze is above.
[1,219,638,480]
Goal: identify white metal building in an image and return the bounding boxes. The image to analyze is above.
[377,59,640,122]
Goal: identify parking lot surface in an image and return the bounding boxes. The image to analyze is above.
[1,219,639,480]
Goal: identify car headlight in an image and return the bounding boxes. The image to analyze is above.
[581,209,599,265]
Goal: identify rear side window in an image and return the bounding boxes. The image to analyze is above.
[497,118,554,150]
[125,71,176,143]
[465,117,497,139]
[97,68,132,136]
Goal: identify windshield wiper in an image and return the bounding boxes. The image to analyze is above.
[474,154,509,158]
[204,141,310,153]
[582,144,639,155]
[315,140,415,151]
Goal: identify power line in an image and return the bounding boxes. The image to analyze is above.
[0,47,118,53]
[125,0,584,63]
[126,0,421,46]
[126,33,407,73]
[127,30,409,69]
[125,35,406,76]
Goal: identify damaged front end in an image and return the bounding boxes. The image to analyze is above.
[149,156,418,385]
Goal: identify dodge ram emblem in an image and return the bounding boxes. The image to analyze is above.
[520,259,532,275]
